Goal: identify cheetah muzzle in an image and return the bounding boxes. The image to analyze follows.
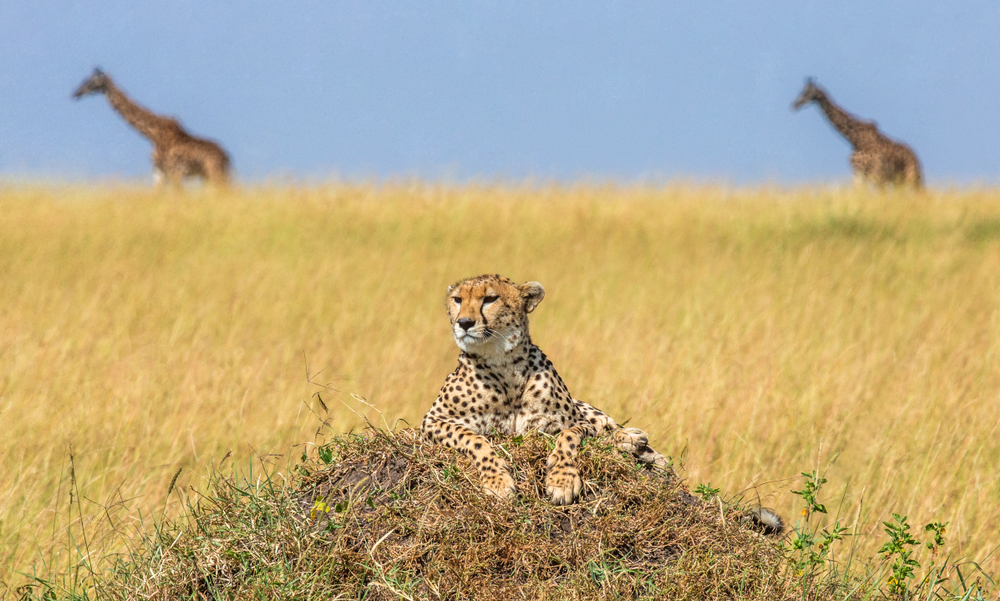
[420,274,670,505]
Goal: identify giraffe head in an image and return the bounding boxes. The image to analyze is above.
[791,78,824,111]
[72,68,111,100]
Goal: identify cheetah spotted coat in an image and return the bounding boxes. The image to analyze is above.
[421,274,669,505]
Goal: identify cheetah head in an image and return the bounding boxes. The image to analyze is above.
[791,77,823,111]
[446,274,545,357]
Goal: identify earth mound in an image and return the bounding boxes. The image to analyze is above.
[83,428,795,600]
[289,428,788,600]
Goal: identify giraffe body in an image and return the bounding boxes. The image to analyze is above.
[73,69,231,187]
[793,78,922,189]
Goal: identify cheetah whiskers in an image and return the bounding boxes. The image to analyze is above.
[483,328,513,346]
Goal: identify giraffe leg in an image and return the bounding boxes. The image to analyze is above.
[205,158,230,188]
[421,418,515,499]
[151,151,168,188]
[166,171,184,188]
[162,159,186,188]
[850,153,867,187]
[905,161,923,190]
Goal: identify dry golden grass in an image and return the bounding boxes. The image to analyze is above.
[1,182,999,591]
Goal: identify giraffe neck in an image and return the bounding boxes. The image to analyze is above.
[102,80,179,145]
[813,92,870,149]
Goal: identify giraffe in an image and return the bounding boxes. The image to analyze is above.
[792,78,923,189]
[73,68,231,187]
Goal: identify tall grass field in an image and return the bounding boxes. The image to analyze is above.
[1,183,998,593]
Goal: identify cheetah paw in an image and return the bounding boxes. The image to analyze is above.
[613,427,649,454]
[615,427,671,469]
[545,464,582,505]
[481,469,516,500]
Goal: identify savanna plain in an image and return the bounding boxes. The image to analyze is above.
[1,182,999,595]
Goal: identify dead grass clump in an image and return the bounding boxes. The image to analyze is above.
[77,428,801,601]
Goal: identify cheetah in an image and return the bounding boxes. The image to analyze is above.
[421,274,670,505]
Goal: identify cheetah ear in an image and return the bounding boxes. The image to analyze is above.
[446,284,455,295]
[519,281,545,313]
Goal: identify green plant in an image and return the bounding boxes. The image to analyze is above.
[876,515,955,598]
[694,482,721,501]
[924,521,948,554]
[784,469,850,589]
[789,523,849,574]
[779,469,984,600]
[878,513,922,596]
[791,470,828,520]
[442,465,460,480]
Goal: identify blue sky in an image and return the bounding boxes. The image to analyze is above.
[2,2,998,184]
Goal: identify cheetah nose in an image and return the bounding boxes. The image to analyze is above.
[457,318,476,331]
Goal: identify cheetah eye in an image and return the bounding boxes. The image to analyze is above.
[452,297,462,305]
[482,295,499,305]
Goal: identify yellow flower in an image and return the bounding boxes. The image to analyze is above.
[310,500,331,520]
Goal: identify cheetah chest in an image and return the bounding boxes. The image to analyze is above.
[448,351,580,436]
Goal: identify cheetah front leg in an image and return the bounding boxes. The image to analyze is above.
[421,418,516,500]
[573,399,671,469]
[545,424,593,505]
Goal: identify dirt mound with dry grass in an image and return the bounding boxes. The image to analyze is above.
[288,428,791,600]
[82,428,801,600]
